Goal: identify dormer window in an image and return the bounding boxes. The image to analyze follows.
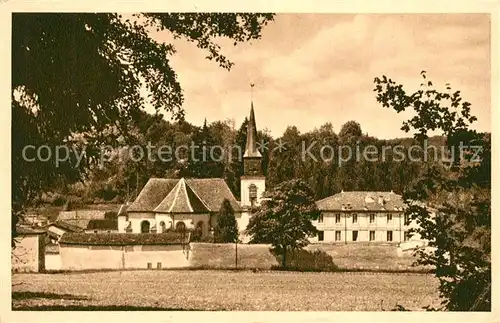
[365,196,375,203]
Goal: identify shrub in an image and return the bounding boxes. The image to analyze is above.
[197,236,214,243]
[214,199,238,243]
[93,184,118,202]
[52,194,66,206]
[104,211,118,220]
[271,249,339,272]
[191,227,203,242]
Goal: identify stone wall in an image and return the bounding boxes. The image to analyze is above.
[59,243,190,270]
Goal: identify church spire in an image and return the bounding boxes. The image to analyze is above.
[244,85,262,158]
[241,83,265,207]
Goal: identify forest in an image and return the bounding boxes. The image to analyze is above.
[38,108,473,208]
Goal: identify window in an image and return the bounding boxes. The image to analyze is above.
[318,231,324,241]
[387,213,392,223]
[335,230,341,241]
[196,221,204,233]
[369,230,375,241]
[318,214,324,223]
[249,184,258,206]
[404,231,410,241]
[190,221,204,242]
[175,221,186,232]
[352,213,357,223]
[335,213,341,223]
[387,231,393,242]
[159,221,166,233]
[125,221,132,233]
[369,213,375,223]
[352,231,358,241]
[141,220,150,233]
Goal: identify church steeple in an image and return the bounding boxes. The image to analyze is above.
[240,84,266,207]
[243,102,262,158]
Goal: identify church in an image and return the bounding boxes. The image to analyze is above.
[117,102,266,240]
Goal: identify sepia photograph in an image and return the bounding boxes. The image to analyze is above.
[6,5,495,320]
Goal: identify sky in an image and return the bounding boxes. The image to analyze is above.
[148,14,491,139]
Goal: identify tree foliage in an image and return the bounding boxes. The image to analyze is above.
[374,71,491,311]
[246,179,320,268]
[12,13,274,243]
[214,199,239,243]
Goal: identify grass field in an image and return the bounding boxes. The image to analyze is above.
[12,270,441,311]
[189,243,278,269]
[189,243,431,272]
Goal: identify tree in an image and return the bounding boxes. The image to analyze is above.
[338,120,362,145]
[192,119,225,178]
[374,71,491,311]
[246,179,320,268]
[214,199,239,243]
[267,126,304,187]
[12,13,274,244]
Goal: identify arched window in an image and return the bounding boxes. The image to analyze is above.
[196,221,204,234]
[249,184,258,206]
[125,221,132,233]
[192,221,204,241]
[159,221,166,233]
[141,220,150,233]
[175,221,186,232]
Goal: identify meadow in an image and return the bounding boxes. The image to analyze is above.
[12,270,441,311]
[188,243,431,272]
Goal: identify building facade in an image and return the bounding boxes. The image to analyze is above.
[117,102,266,239]
[12,226,47,272]
[119,177,245,237]
[311,191,421,244]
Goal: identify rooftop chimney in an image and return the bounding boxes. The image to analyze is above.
[378,195,384,205]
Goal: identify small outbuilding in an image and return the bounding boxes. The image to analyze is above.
[12,226,47,273]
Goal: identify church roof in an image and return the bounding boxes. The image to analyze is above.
[127,178,241,213]
[154,178,210,213]
[315,191,405,211]
[126,178,179,212]
[243,102,262,158]
[60,232,190,246]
